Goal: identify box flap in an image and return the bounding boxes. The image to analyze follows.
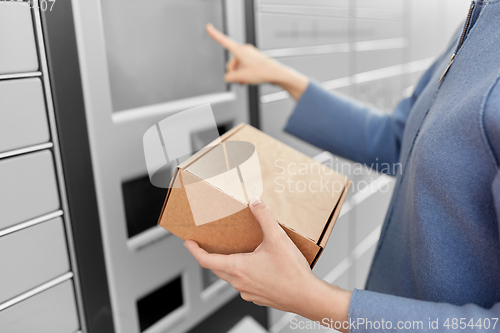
[318,179,352,248]
[281,226,321,266]
[159,168,264,254]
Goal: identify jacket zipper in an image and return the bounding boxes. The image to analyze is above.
[438,1,476,83]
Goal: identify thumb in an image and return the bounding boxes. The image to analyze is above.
[248,197,283,239]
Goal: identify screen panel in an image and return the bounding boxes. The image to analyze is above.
[122,174,169,238]
[136,276,183,332]
[101,0,228,112]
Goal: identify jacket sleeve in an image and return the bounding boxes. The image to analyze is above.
[284,61,439,174]
[348,289,500,332]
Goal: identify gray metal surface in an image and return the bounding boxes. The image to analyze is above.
[0,0,85,330]
[0,2,38,74]
[0,280,79,333]
[0,217,70,304]
[355,49,403,74]
[0,78,50,153]
[260,53,350,95]
[257,13,349,49]
[72,0,250,331]
[101,0,228,112]
[0,150,60,231]
[260,98,322,157]
[355,19,404,42]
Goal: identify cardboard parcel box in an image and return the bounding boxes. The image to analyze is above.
[158,124,351,267]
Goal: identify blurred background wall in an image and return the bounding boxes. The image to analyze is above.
[0,0,471,333]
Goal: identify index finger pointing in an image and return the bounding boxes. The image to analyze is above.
[206,23,240,53]
[184,240,232,271]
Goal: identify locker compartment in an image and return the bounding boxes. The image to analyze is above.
[356,7,404,21]
[0,217,70,304]
[0,280,79,333]
[354,76,403,111]
[355,49,403,74]
[0,2,39,75]
[356,0,404,22]
[258,3,348,18]
[409,0,441,62]
[258,0,348,7]
[357,0,404,10]
[257,13,349,50]
[0,79,50,153]
[0,150,60,231]
[137,276,183,332]
[353,243,378,290]
[260,53,349,95]
[260,98,322,157]
[355,19,404,42]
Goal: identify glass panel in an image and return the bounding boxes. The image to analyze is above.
[101,0,227,112]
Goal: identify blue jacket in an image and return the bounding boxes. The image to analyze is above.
[285,1,500,331]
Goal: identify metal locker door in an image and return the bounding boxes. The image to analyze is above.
[52,1,253,332]
[0,280,79,333]
[0,217,70,304]
[0,79,50,153]
[0,1,39,75]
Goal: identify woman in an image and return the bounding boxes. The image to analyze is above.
[185,1,500,331]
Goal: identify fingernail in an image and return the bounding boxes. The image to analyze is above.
[249,196,261,206]
[183,242,187,248]
[206,23,213,28]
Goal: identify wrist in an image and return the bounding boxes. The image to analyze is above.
[295,276,352,332]
[269,62,309,101]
